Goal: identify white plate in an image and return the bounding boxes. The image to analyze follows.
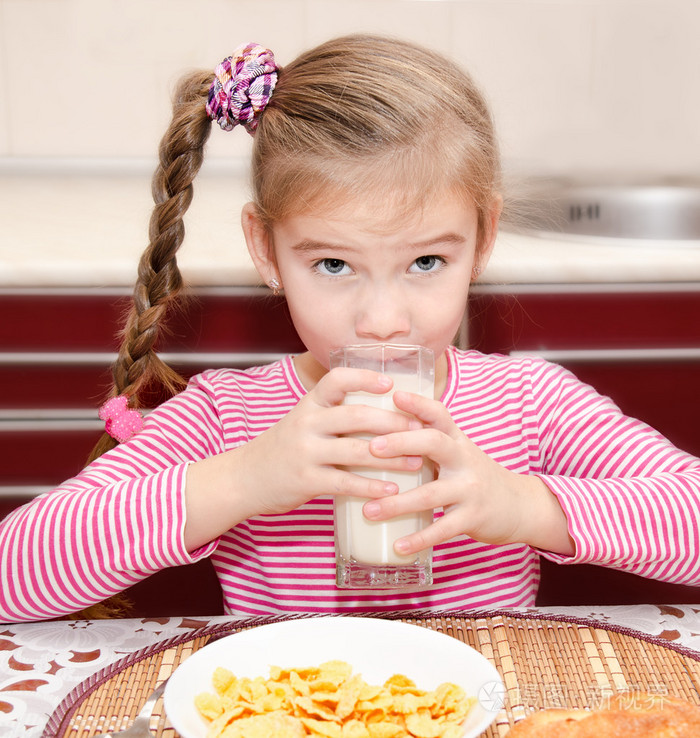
[164,616,503,738]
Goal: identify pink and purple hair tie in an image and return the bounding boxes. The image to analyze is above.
[206,42,279,135]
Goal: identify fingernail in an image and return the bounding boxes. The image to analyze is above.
[378,374,392,388]
[408,420,423,431]
[364,501,381,517]
[371,436,388,451]
[395,539,410,554]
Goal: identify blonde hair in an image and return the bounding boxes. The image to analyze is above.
[82,34,500,617]
[253,35,501,247]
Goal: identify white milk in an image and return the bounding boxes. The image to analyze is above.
[335,371,434,566]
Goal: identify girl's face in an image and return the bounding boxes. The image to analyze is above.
[243,189,498,391]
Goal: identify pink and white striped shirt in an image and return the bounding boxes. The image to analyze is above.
[2,346,699,622]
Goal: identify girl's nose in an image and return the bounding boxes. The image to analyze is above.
[355,286,411,342]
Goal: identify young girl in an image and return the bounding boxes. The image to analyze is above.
[1,35,699,622]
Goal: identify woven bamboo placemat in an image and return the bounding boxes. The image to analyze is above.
[43,610,700,738]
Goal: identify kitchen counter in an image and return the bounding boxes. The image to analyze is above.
[1,172,699,288]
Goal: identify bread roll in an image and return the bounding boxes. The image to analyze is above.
[507,692,700,736]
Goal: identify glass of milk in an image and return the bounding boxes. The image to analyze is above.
[330,343,435,589]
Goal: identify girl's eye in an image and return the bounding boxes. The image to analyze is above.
[409,255,444,273]
[315,258,351,276]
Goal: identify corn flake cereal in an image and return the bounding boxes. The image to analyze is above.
[195,660,474,738]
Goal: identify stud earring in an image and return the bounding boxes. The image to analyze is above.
[472,265,482,280]
[269,277,281,296]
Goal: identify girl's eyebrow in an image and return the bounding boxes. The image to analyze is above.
[410,232,467,249]
[291,239,344,253]
[291,233,467,253]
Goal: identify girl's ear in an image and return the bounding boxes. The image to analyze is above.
[476,193,503,272]
[241,202,279,285]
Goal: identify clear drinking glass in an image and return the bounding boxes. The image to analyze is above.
[330,343,435,589]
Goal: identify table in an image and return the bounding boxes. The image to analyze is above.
[2,605,700,737]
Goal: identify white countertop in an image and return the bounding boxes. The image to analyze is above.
[1,172,699,289]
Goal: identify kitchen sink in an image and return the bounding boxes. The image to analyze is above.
[515,184,700,243]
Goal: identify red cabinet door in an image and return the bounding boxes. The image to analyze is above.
[468,289,700,456]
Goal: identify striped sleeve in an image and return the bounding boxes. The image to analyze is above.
[528,358,700,584]
[0,376,226,623]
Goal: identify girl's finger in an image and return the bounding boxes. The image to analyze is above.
[330,436,424,472]
[324,467,400,498]
[391,390,456,434]
[314,367,393,406]
[393,512,465,555]
[362,480,444,520]
[363,489,465,553]
[369,427,456,467]
[320,403,423,437]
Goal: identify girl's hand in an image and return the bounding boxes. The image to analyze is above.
[185,368,421,548]
[361,390,575,557]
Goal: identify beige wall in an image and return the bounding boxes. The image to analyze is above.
[1,0,698,180]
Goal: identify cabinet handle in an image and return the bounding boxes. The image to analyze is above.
[0,351,286,366]
[0,485,52,499]
[509,347,700,362]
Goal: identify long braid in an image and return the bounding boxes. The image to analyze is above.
[74,72,213,618]
[86,71,212,466]
[76,43,282,617]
